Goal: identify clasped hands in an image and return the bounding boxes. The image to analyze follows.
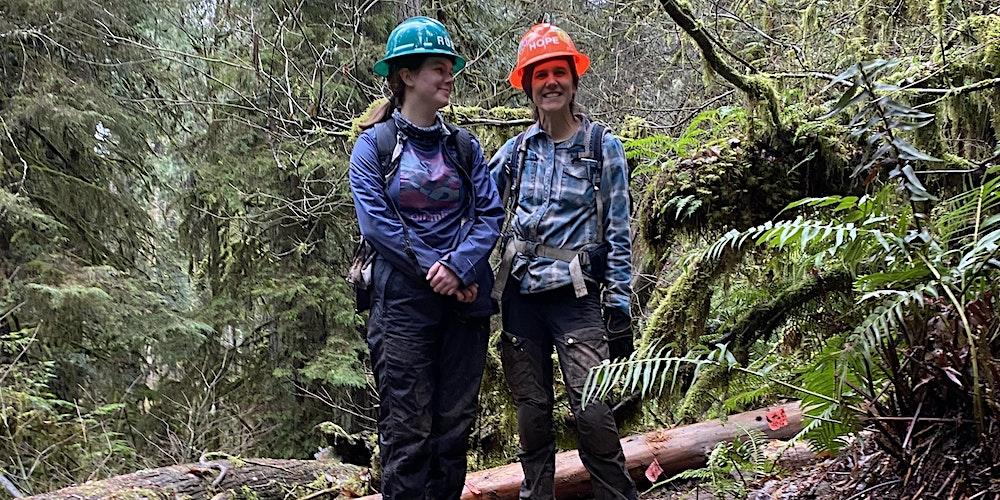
[426,261,478,303]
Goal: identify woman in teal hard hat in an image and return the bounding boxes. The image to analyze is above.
[348,16,503,499]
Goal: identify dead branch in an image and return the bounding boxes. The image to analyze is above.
[357,402,804,500]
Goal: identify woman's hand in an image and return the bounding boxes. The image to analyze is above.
[426,261,461,296]
[454,283,478,303]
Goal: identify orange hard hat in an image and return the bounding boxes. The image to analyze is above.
[508,23,590,90]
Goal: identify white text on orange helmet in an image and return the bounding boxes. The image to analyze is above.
[523,36,561,51]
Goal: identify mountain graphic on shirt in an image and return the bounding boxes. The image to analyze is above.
[398,146,461,212]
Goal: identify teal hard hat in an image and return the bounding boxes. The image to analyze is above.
[373,16,467,77]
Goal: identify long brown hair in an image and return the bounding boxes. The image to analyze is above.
[358,55,428,130]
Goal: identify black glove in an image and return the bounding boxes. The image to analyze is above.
[604,307,634,360]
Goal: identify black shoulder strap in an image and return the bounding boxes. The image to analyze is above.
[589,122,606,166]
[370,119,420,271]
[373,119,400,183]
[501,132,527,207]
[583,121,608,244]
[445,123,475,175]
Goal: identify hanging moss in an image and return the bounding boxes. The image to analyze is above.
[928,0,950,35]
[673,364,726,422]
[967,15,1000,69]
[701,58,717,87]
[800,2,819,37]
[640,253,738,353]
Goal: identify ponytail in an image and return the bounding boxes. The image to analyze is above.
[358,55,428,131]
[358,93,399,130]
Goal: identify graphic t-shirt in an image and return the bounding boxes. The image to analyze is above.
[390,139,465,251]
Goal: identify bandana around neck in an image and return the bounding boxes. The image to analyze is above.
[392,108,447,143]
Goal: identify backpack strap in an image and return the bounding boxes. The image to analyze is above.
[491,133,528,302]
[576,121,607,244]
[373,119,403,184]
[500,132,528,214]
[445,123,475,176]
[369,119,419,272]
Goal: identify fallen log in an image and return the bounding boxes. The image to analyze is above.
[27,402,803,499]
[24,458,367,499]
[359,401,803,500]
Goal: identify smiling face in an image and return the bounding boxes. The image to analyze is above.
[399,56,455,110]
[529,58,576,116]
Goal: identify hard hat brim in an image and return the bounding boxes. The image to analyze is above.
[373,50,468,77]
[508,52,590,90]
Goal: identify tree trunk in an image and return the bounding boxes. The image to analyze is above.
[397,0,421,22]
[24,459,367,499]
[359,401,803,499]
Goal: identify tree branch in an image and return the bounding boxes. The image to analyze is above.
[773,73,1000,96]
[0,472,24,498]
[717,270,853,357]
[657,0,782,129]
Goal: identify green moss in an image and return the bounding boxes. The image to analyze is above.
[800,2,819,36]
[674,364,725,422]
[967,16,1000,65]
[233,486,259,500]
[640,255,733,354]
[619,115,650,140]
[928,0,949,34]
[702,58,717,87]
[444,104,532,122]
[348,102,532,154]
[350,97,390,140]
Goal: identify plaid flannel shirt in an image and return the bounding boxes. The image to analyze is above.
[488,116,632,312]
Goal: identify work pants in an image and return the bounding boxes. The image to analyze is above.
[500,283,637,500]
[368,259,490,500]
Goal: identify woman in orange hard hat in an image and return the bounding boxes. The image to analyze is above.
[488,23,637,500]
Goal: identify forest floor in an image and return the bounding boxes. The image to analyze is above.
[635,434,903,500]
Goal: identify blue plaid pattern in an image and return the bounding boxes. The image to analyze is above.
[489,116,632,312]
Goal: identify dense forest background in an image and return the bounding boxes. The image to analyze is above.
[2,0,998,497]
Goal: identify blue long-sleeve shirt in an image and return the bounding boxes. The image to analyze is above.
[350,113,503,294]
[489,116,633,312]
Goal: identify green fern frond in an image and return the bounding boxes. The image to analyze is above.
[706,215,904,264]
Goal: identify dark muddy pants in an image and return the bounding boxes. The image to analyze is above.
[368,260,490,500]
[500,283,637,500]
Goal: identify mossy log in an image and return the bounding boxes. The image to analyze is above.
[637,129,856,261]
[23,459,367,499]
[357,402,803,500]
